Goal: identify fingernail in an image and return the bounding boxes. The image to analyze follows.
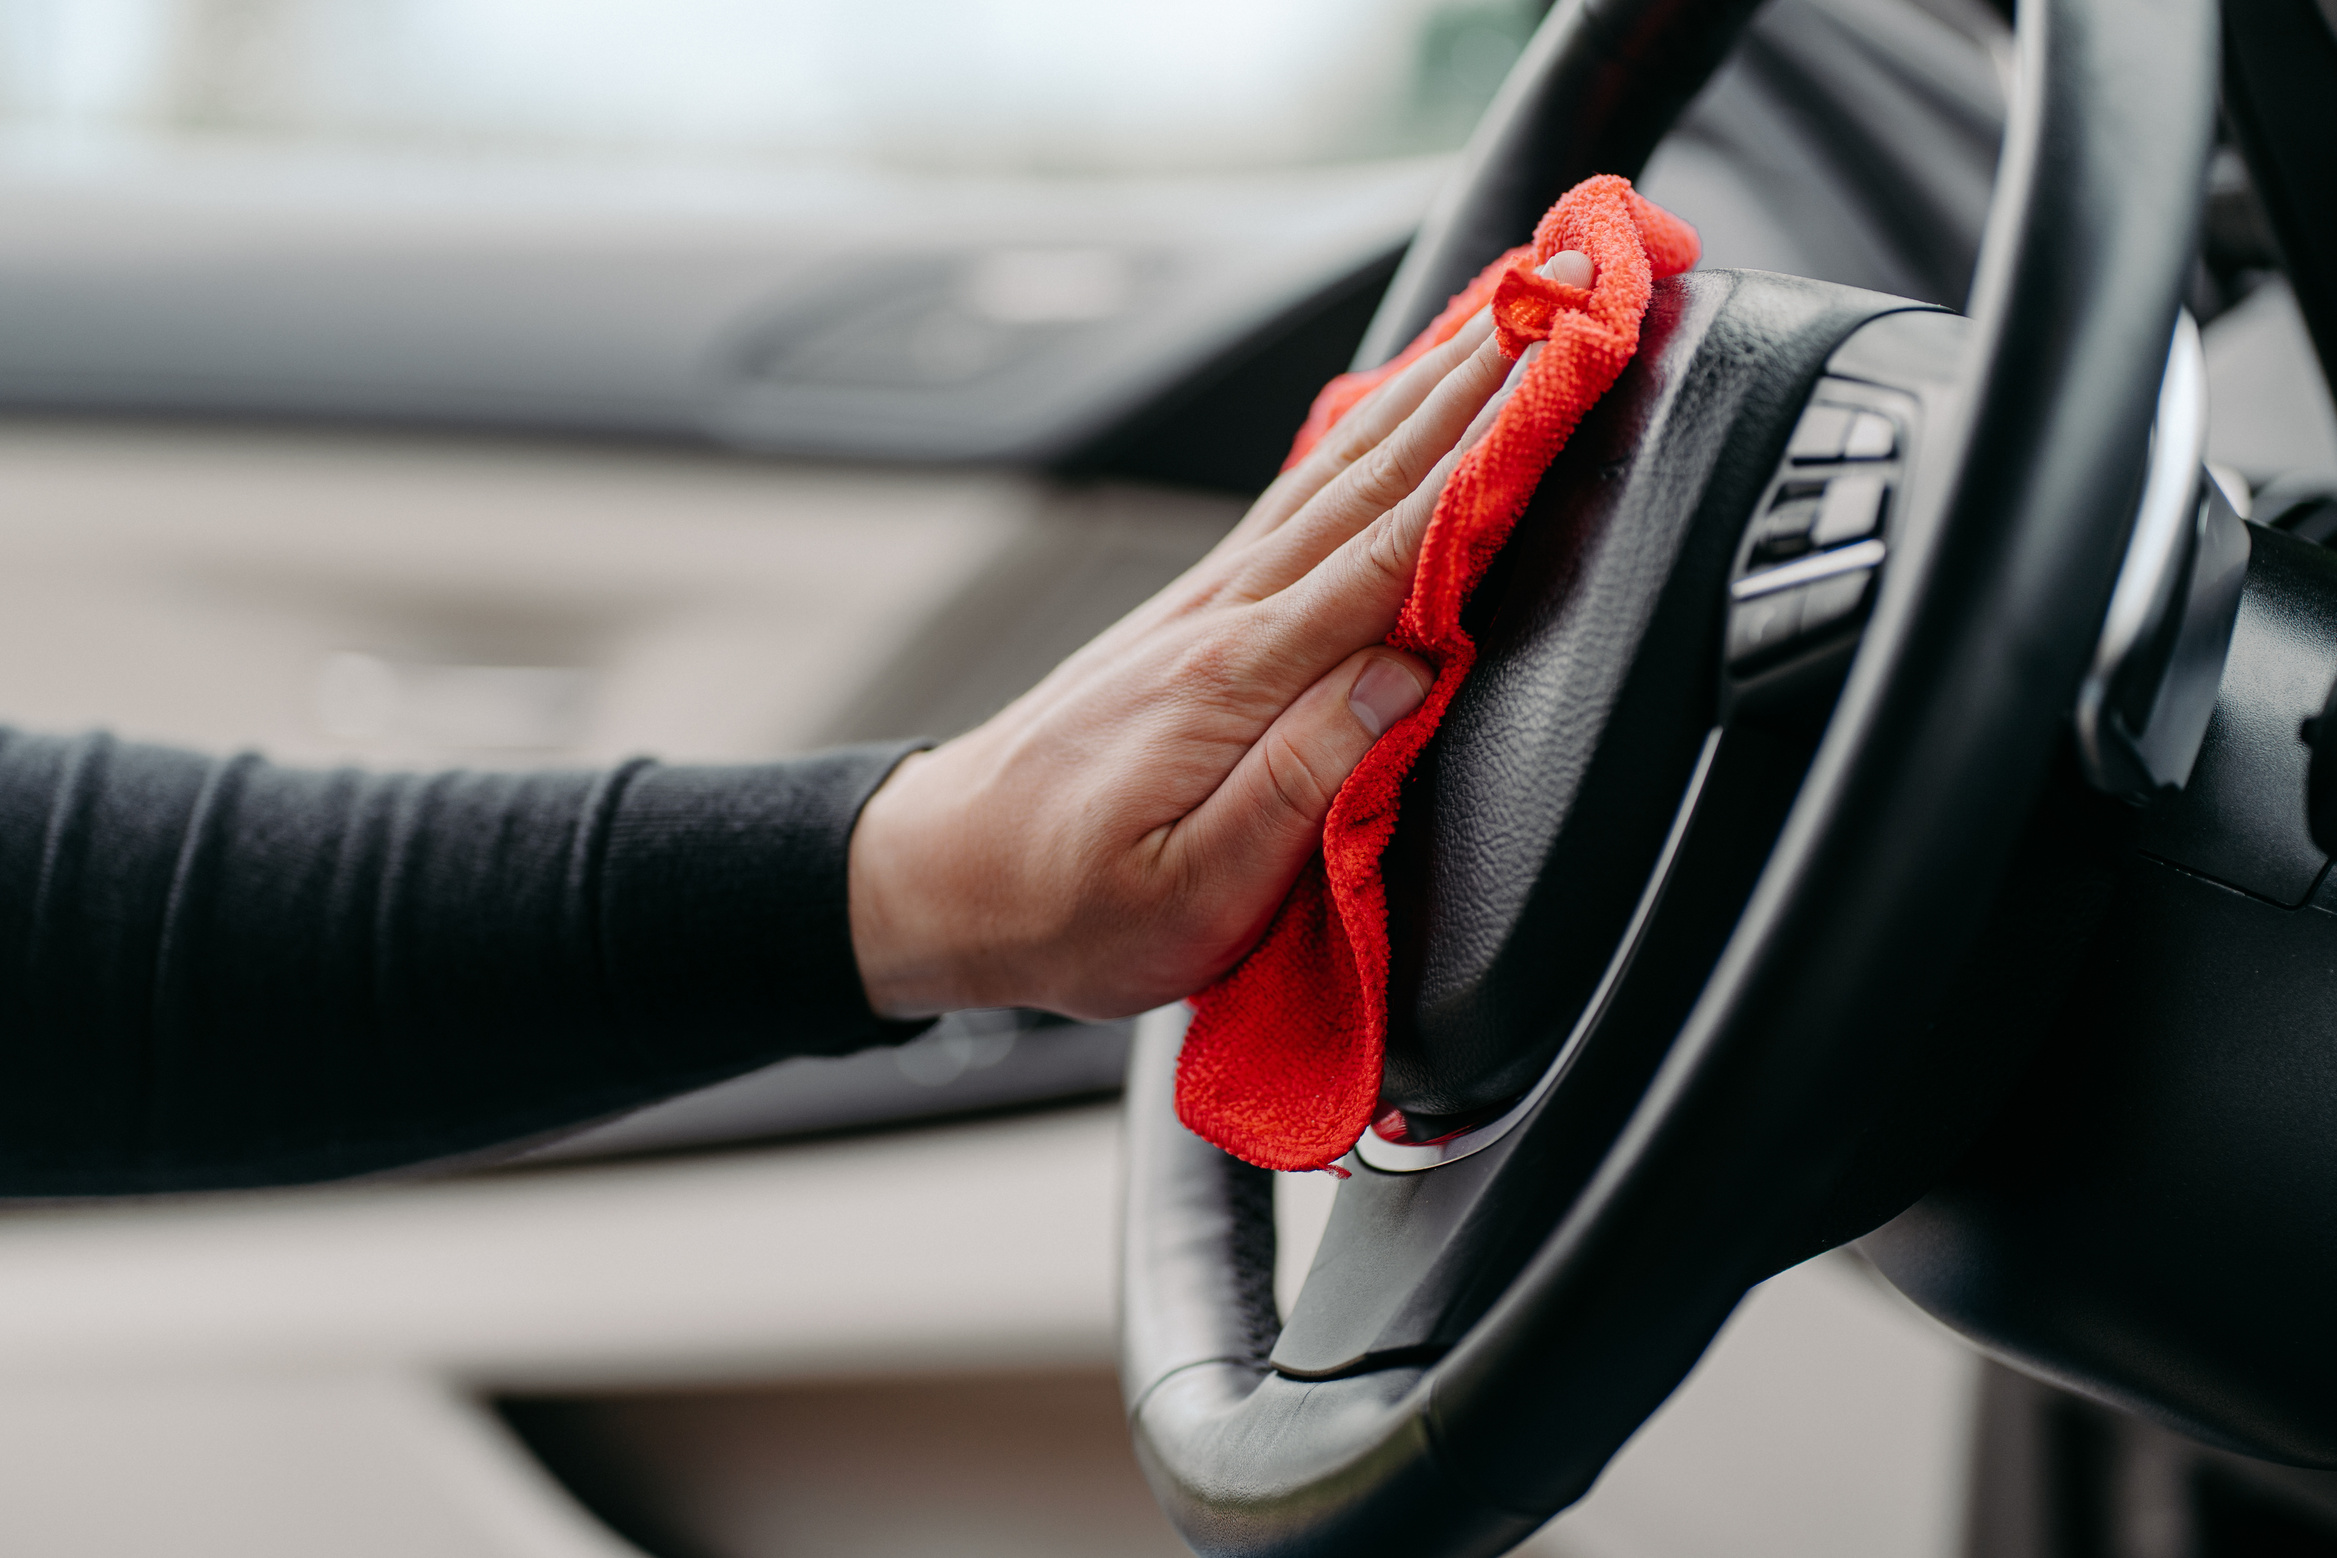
[1541,249,1594,288]
[1349,658,1427,738]
[1502,339,1543,391]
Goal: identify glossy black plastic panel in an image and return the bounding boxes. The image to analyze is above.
[1868,526,2337,1466]
[2140,527,2337,905]
[1868,857,2337,1464]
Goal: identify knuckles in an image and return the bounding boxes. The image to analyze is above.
[1159,618,1290,722]
[1256,725,1341,826]
[1354,511,1421,599]
[906,326,1494,1017]
[1349,433,1420,512]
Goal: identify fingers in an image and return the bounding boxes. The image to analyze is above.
[1155,328,1527,723]
[1218,249,1588,600]
[1221,330,1510,604]
[1189,277,1562,700]
[1068,315,1500,665]
[1221,307,1499,551]
[1546,249,1593,289]
[1241,319,1546,665]
[1245,468,1446,681]
[1191,248,1588,615]
[1166,648,1433,915]
[1225,247,1586,555]
[1032,250,1574,749]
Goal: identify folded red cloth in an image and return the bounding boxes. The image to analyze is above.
[1177,174,1700,1173]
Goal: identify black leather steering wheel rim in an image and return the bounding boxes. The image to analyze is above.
[1121,0,2219,1550]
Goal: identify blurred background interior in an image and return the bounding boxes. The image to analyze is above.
[0,0,2333,1555]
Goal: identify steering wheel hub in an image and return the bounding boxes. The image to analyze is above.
[1377,272,1936,1124]
[1120,0,2219,1546]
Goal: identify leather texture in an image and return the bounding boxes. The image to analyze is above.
[1120,0,2220,1542]
[1175,178,1703,1172]
[1119,1006,1279,1409]
[1383,268,1924,1116]
[1122,1012,1542,1558]
[1422,0,2217,1497]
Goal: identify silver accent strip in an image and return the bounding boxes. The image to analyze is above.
[1730,538,1887,602]
[1352,728,1724,1174]
[2074,313,2245,800]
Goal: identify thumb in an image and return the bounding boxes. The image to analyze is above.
[1168,648,1432,935]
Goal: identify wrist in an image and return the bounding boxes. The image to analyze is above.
[848,749,997,1019]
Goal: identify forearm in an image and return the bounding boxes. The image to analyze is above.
[0,260,1513,1194]
[0,729,925,1195]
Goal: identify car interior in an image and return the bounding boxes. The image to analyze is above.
[0,0,2334,1553]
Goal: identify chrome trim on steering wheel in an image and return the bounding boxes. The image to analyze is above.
[2073,312,2248,801]
[1353,728,1722,1174]
[1730,537,1888,601]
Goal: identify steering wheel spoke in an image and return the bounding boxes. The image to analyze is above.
[1123,0,2220,1545]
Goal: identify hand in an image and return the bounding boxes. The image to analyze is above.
[847,259,1585,1020]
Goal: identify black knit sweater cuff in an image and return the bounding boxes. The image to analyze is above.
[599,741,934,1067]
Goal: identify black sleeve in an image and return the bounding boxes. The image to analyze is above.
[0,729,931,1195]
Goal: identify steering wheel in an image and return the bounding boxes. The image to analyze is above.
[1117,0,2220,1551]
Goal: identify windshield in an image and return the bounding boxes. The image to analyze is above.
[0,0,1544,174]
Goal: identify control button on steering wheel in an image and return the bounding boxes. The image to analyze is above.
[1121,0,2220,1550]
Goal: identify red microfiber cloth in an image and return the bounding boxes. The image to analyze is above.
[1177,174,1700,1173]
